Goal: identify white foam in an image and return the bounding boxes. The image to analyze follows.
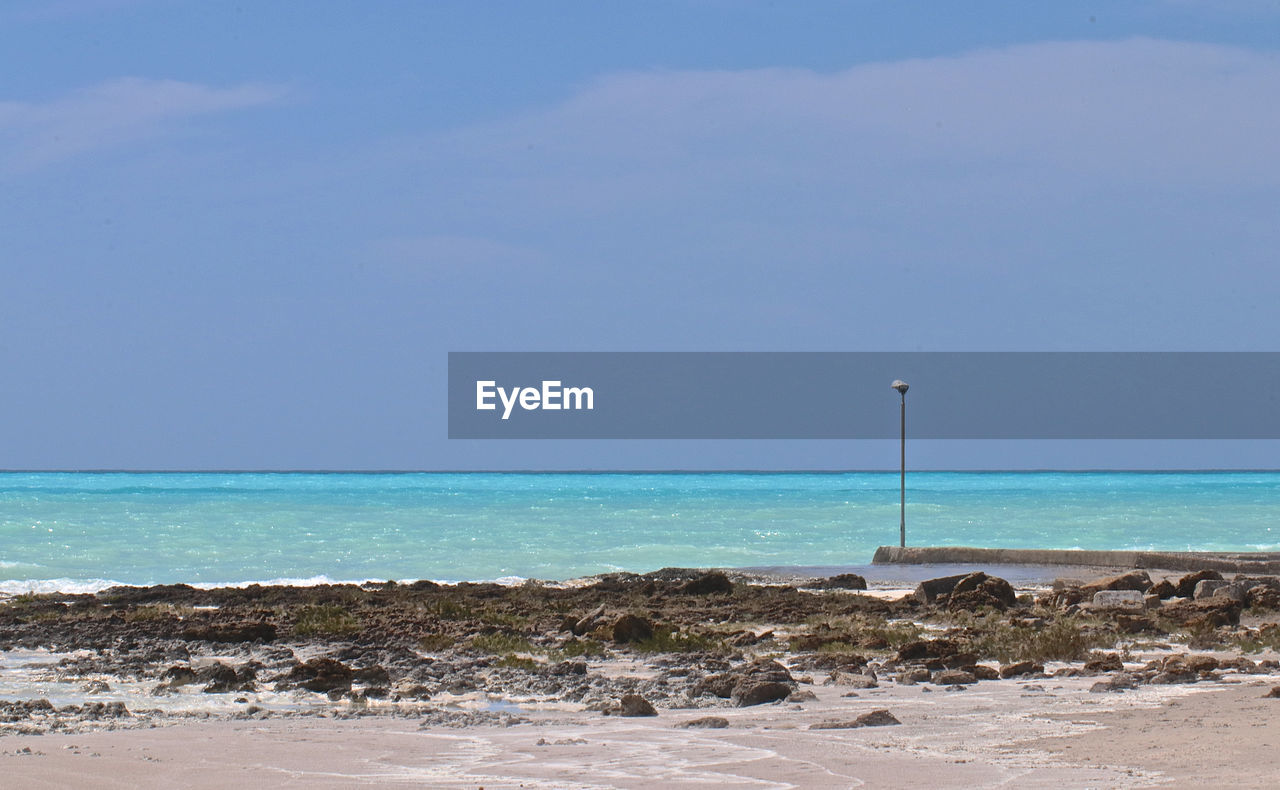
[0,578,126,595]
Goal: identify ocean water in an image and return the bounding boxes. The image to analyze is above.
[1,471,1278,593]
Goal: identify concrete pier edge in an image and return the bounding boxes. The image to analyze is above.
[872,546,1280,575]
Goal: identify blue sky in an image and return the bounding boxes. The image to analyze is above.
[2,1,1279,470]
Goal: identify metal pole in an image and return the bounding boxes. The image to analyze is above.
[899,390,906,548]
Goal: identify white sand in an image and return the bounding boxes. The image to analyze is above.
[4,673,1276,788]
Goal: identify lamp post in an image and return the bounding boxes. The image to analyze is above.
[891,379,909,548]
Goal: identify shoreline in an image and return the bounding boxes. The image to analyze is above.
[3,564,1280,786]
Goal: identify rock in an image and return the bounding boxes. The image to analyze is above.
[179,623,276,643]
[548,660,587,676]
[947,573,1017,612]
[932,669,976,685]
[1264,687,1280,698]
[826,671,877,689]
[1143,594,1162,610]
[1194,579,1244,601]
[732,681,792,707]
[896,668,930,685]
[353,666,390,686]
[968,665,1000,681]
[678,572,734,595]
[1151,670,1198,685]
[1083,653,1124,673]
[999,661,1043,679]
[679,716,729,728]
[1081,570,1152,595]
[199,663,243,694]
[1160,597,1242,628]
[894,639,963,662]
[1090,590,1145,611]
[807,573,868,591]
[280,657,355,694]
[1247,585,1280,610]
[1089,672,1137,693]
[572,604,608,636]
[611,614,655,644]
[160,665,198,687]
[1149,579,1177,599]
[1174,570,1223,598]
[912,574,970,604]
[810,709,901,729]
[618,694,657,717]
[1185,655,1219,673]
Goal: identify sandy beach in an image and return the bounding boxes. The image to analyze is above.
[2,565,1279,788]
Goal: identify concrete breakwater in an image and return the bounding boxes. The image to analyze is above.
[872,546,1280,574]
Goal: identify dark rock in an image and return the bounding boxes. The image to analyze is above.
[572,604,608,636]
[199,663,242,694]
[1174,570,1223,598]
[353,666,391,686]
[678,716,729,728]
[1083,653,1124,673]
[894,639,963,662]
[1089,672,1137,693]
[947,572,1017,612]
[912,574,970,604]
[618,694,657,717]
[1247,585,1280,610]
[1081,570,1152,595]
[1149,579,1177,599]
[179,623,276,643]
[1264,687,1280,698]
[932,669,976,685]
[732,681,792,706]
[825,671,877,689]
[808,574,868,591]
[968,665,1000,681]
[611,614,655,644]
[1185,655,1219,673]
[548,661,587,676]
[160,665,198,687]
[999,661,1044,679]
[1161,597,1242,628]
[810,709,901,729]
[678,572,734,595]
[280,657,355,694]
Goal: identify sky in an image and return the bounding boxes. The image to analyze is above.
[2,1,1279,470]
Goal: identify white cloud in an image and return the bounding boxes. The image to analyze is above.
[0,77,285,170]
[417,37,1280,209]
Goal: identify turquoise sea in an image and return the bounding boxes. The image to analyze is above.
[1,471,1278,593]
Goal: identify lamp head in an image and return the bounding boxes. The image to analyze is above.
[891,379,909,395]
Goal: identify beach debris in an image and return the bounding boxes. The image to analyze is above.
[677,716,729,728]
[806,573,868,591]
[809,709,901,729]
[1081,570,1152,596]
[611,613,655,644]
[617,694,658,717]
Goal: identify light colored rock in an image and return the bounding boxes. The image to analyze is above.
[1090,590,1145,611]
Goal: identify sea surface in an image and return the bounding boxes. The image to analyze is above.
[1,471,1278,593]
